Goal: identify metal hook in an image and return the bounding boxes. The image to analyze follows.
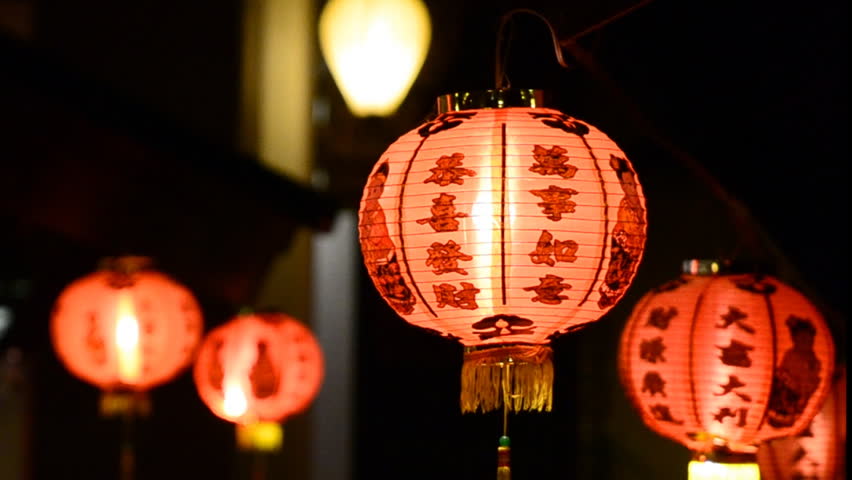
[494,8,569,90]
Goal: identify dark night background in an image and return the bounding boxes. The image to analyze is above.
[0,0,847,479]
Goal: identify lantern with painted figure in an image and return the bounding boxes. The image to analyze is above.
[618,260,836,480]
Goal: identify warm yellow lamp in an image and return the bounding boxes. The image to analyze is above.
[318,0,431,117]
[688,457,760,480]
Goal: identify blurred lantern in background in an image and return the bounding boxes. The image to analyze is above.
[51,256,203,409]
[193,311,323,455]
[319,0,431,117]
[619,260,836,480]
[51,256,203,480]
[758,366,845,480]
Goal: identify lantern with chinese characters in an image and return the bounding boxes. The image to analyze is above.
[618,260,836,480]
[758,366,845,480]
[51,256,203,413]
[359,89,647,413]
[193,311,323,451]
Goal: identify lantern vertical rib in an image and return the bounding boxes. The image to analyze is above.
[688,283,713,434]
[500,122,508,305]
[577,134,608,308]
[753,291,778,432]
[397,135,439,319]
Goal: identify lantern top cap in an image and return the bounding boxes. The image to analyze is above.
[98,256,153,274]
[681,259,727,276]
[436,89,546,113]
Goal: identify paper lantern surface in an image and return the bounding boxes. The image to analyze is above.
[193,312,323,424]
[359,101,647,346]
[619,269,835,454]
[758,367,845,480]
[51,259,203,391]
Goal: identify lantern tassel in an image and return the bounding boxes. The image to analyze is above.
[461,345,552,413]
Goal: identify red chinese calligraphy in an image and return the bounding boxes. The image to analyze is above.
[416,193,468,232]
[529,185,579,221]
[640,337,667,364]
[524,274,571,305]
[528,230,578,266]
[717,340,754,367]
[642,372,667,397]
[425,240,473,275]
[529,145,577,178]
[433,282,480,310]
[423,152,476,186]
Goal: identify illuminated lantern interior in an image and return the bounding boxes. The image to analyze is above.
[758,366,846,480]
[193,312,323,428]
[618,260,836,479]
[50,257,203,393]
[358,89,647,412]
[319,0,431,117]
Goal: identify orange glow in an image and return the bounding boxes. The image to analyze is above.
[50,258,204,391]
[358,106,647,345]
[193,312,324,424]
[758,366,845,480]
[618,267,835,454]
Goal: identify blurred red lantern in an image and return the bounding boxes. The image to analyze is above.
[758,366,845,480]
[619,260,836,479]
[359,89,647,413]
[51,257,203,395]
[193,311,323,447]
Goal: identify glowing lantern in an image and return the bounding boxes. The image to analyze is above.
[618,260,836,479]
[193,311,323,451]
[758,366,845,480]
[51,257,203,401]
[319,0,431,117]
[359,89,648,413]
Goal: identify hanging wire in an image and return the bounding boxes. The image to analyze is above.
[494,9,569,90]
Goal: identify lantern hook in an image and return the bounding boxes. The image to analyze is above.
[494,8,569,90]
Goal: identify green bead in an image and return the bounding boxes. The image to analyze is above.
[499,435,510,447]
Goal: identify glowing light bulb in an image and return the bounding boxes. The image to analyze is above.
[115,292,140,383]
[223,382,248,419]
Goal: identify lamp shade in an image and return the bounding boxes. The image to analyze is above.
[193,312,323,425]
[50,257,203,392]
[319,0,431,117]
[359,90,647,412]
[758,366,845,480]
[618,261,835,473]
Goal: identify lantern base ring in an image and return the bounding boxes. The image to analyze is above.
[460,344,553,413]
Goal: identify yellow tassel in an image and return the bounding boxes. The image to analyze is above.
[497,466,511,480]
[460,345,553,413]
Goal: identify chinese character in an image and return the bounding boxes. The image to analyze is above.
[650,404,684,425]
[472,315,536,341]
[713,407,748,427]
[715,375,752,402]
[528,230,578,266]
[423,152,476,186]
[524,274,571,305]
[529,145,578,178]
[717,340,754,367]
[425,240,473,275]
[646,307,677,330]
[642,372,667,397]
[717,306,755,334]
[434,282,480,310]
[417,193,468,232]
[529,185,579,221]
[640,337,666,363]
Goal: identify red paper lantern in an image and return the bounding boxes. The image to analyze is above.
[359,89,647,412]
[51,257,203,393]
[193,312,323,426]
[758,366,845,480]
[619,260,836,478]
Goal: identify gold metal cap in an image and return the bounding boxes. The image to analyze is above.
[436,89,546,113]
[681,259,727,276]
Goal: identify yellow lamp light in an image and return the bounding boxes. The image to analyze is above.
[688,460,760,480]
[319,0,431,117]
